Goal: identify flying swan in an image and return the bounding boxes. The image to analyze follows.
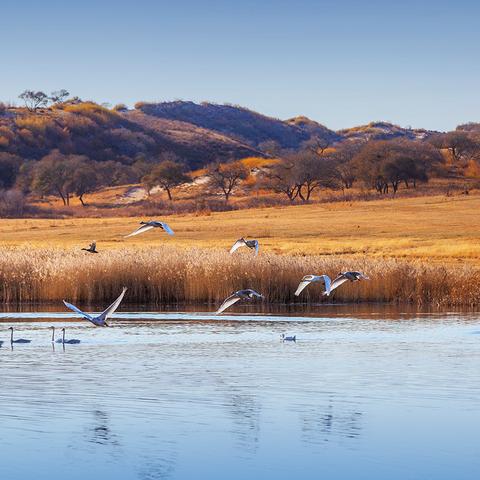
[294,275,332,297]
[125,221,174,238]
[324,271,370,295]
[229,238,259,256]
[63,287,127,327]
[216,289,263,314]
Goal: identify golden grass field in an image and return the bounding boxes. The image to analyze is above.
[1,194,479,306]
[2,194,480,264]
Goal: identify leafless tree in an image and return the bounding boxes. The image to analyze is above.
[207,160,249,202]
[18,90,49,112]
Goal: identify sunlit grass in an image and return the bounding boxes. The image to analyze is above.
[0,246,478,306]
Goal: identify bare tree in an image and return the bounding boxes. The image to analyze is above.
[260,160,299,202]
[50,89,70,104]
[142,159,190,200]
[291,151,339,201]
[207,161,249,202]
[430,131,477,165]
[18,90,49,112]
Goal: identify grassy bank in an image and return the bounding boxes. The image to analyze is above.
[0,194,480,263]
[0,246,479,307]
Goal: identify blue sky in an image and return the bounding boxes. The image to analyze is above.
[1,0,479,131]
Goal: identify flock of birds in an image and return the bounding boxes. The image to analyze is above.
[2,219,369,346]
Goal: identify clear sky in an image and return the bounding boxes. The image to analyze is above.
[1,0,479,131]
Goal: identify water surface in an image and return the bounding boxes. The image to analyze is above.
[1,308,479,479]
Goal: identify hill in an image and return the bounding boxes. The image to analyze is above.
[338,121,436,142]
[135,101,340,149]
[0,102,261,169]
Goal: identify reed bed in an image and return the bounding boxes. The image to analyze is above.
[0,246,479,307]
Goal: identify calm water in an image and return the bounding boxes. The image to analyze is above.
[0,307,479,480]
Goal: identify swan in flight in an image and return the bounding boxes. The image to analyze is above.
[325,271,370,295]
[281,333,296,342]
[216,289,263,314]
[125,221,174,238]
[9,327,31,344]
[294,275,332,296]
[82,242,98,253]
[63,287,127,327]
[229,238,259,256]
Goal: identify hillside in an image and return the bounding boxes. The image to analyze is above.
[338,121,436,142]
[0,103,261,168]
[135,101,341,149]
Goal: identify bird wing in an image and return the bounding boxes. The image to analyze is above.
[254,241,259,256]
[321,275,332,295]
[294,280,312,296]
[216,295,241,314]
[329,275,349,293]
[125,224,154,238]
[161,222,175,236]
[98,287,127,322]
[63,300,94,322]
[91,242,96,250]
[229,239,245,254]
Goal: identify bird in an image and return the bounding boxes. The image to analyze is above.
[294,275,332,297]
[60,328,81,344]
[125,221,174,238]
[0,340,3,348]
[82,242,98,253]
[50,326,62,343]
[50,326,79,344]
[63,287,127,327]
[229,238,259,256]
[9,327,31,344]
[281,333,296,342]
[216,289,263,314]
[325,271,370,295]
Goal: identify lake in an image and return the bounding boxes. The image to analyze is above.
[0,306,479,480]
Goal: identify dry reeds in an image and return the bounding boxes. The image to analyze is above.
[0,246,479,307]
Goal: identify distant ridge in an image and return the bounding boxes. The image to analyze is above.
[135,101,340,149]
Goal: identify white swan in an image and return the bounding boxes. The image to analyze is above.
[63,287,127,327]
[51,326,80,344]
[9,327,31,344]
[125,221,174,238]
[229,238,259,256]
[281,333,296,342]
[325,271,370,295]
[216,289,263,314]
[294,275,332,296]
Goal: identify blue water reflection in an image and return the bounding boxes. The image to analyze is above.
[0,310,479,479]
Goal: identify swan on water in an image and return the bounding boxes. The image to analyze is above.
[229,238,259,256]
[325,271,370,295]
[50,326,80,344]
[9,327,31,344]
[125,221,174,238]
[82,242,98,253]
[63,287,127,327]
[281,333,296,342]
[294,275,332,296]
[216,289,263,314]
[60,328,81,344]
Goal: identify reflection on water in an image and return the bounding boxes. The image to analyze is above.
[0,309,479,480]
